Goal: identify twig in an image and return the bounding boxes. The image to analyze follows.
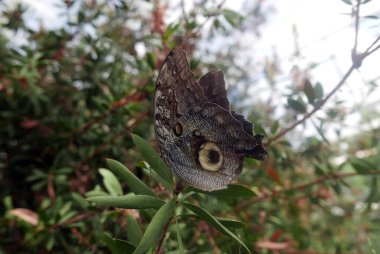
[203,222,221,254]
[265,0,380,146]
[180,0,189,25]
[154,219,171,254]
[183,0,227,41]
[265,63,355,146]
[234,170,380,211]
[154,182,184,254]
[352,0,360,56]
[47,171,55,204]
[366,37,380,55]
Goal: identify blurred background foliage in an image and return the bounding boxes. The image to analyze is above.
[1,0,380,253]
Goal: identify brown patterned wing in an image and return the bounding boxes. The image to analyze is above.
[198,70,230,110]
[154,47,267,191]
[154,47,204,171]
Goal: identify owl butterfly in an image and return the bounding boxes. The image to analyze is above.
[154,47,267,191]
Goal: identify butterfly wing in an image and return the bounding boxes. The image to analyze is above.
[154,47,266,191]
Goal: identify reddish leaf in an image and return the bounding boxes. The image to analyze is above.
[256,240,290,250]
[267,166,282,184]
[20,120,39,129]
[10,208,39,225]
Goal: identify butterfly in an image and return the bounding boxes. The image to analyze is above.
[154,47,267,191]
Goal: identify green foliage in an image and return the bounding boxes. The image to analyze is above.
[1,0,380,253]
[86,136,252,253]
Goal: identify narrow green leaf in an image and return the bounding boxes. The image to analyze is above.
[163,23,180,41]
[287,98,306,113]
[363,15,379,19]
[107,159,156,197]
[182,203,251,253]
[140,162,173,191]
[216,217,247,229]
[175,216,185,254]
[270,120,280,134]
[85,185,109,198]
[103,233,135,254]
[314,82,324,99]
[190,184,256,198]
[131,134,174,187]
[87,195,165,209]
[366,177,378,210]
[99,168,123,196]
[304,79,316,104]
[146,52,156,70]
[133,198,176,254]
[348,157,376,174]
[126,215,143,246]
[222,9,243,27]
[253,122,267,136]
[71,192,89,209]
[340,0,352,5]
[180,214,246,229]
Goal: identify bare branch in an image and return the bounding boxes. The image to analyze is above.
[352,0,361,56]
[265,0,380,146]
[265,64,355,146]
[364,35,380,54]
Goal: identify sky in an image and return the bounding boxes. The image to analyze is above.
[4,0,380,142]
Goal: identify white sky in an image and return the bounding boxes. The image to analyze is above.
[4,0,380,141]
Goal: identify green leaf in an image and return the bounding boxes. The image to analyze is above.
[253,122,267,136]
[303,79,316,104]
[180,214,246,229]
[71,192,89,209]
[140,162,173,191]
[366,177,378,209]
[87,195,165,209]
[131,134,174,187]
[216,217,247,229]
[222,9,243,27]
[287,98,306,113]
[85,186,109,198]
[163,23,180,41]
[103,233,135,254]
[133,197,176,254]
[182,202,251,253]
[107,159,156,197]
[99,168,123,196]
[270,120,280,134]
[340,0,351,5]
[126,215,143,246]
[175,216,185,254]
[348,157,376,174]
[190,184,256,198]
[146,52,156,70]
[314,82,324,99]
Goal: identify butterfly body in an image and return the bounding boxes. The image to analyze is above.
[154,47,266,191]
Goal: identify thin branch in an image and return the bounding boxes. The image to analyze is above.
[352,0,360,56]
[366,40,380,56]
[265,0,380,146]
[364,35,380,54]
[234,170,380,211]
[154,219,171,254]
[181,0,189,25]
[50,211,99,229]
[184,0,227,40]
[265,63,355,146]
[154,182,183,254]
